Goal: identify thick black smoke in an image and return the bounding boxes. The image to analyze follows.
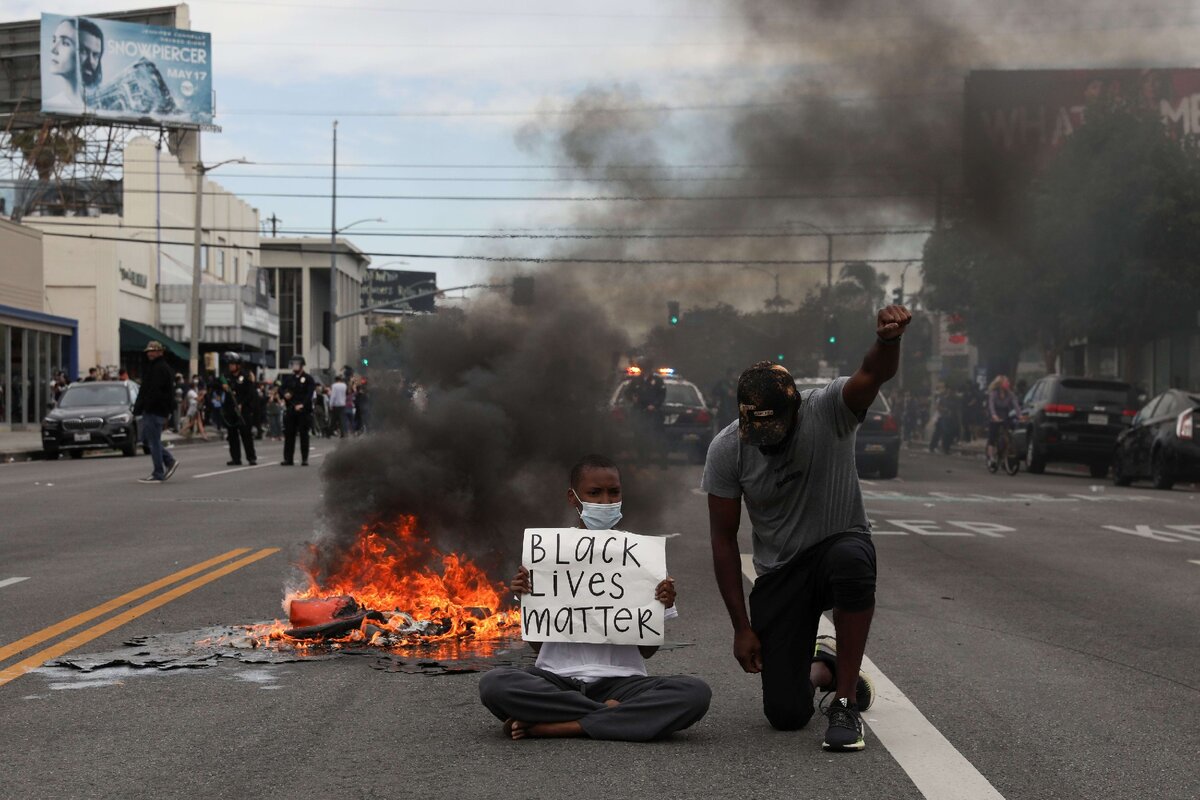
[312,274,687,580]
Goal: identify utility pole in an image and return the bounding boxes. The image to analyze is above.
[266,213,281,237]
[328,119,338,378]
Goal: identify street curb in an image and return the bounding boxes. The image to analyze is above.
[0,434,220,464]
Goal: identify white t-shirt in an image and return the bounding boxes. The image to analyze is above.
[534,606,679,682]
[186,388,199,415]
[330,382,347,408]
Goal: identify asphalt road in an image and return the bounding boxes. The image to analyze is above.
[0,439,1197,800]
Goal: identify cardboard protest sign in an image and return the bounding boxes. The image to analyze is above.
[520,528,667,646]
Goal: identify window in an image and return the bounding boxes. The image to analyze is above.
[217,248,226,280]
[201,244,209,273]
[233,255,239,284]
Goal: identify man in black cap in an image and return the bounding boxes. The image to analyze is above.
[220,353,257,466]
[133,341,179,484]
[703,304,911,752]
[279,355,315,466]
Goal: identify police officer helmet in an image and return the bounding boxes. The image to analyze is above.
[224,351,243,365]
[289,355,306,368]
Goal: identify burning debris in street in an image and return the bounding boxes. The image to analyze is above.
[249,515,521,654]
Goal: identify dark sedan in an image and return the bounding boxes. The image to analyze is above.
[1112,389,1200,490]
[795,378,900,479]
[42,382,141,459]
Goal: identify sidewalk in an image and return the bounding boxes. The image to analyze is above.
[0,428,208,462]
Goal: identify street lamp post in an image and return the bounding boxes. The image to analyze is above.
[791,218,834,290]
[190,155,247,379]
[327,214,384,377]
[743,265,790,310]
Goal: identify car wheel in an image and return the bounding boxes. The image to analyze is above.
[689,442,708,465]
[42,446,59,460]
[68,450,84,460]
[878,457,899,480]
[1089,462,1109,479]
[1151,450,1175,490]
[121,441,137,457]
[1111,451,1133,487]
[1025,431,1046,474]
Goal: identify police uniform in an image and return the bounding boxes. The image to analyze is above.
[280,368,316,465]
[222,367,258,465]
[629,371,667,465]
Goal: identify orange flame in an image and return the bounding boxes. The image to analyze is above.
[259,515,518,647]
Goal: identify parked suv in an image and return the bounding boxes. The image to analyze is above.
[1112,389,1200,490]
[42,382,141,459]
[1021,376,1137,477]
[794,378,901,479]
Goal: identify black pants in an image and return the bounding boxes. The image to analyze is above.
[227,423,257,464]
[749,532,877,731]
[283,411,310,463]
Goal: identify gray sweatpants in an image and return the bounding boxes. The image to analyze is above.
[479,666,711,742]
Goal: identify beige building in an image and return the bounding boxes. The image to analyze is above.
[23,136,273,374]
[260,238,371,376]
[0,218,77,428]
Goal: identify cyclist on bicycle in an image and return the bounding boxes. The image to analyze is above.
[986,375,1020,465]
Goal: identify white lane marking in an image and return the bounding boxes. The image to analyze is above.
[192,449,327,478]
[0,577,30,590]
[193,462,280,479]
[1189,560,1200,567]
[740,557,1006,800]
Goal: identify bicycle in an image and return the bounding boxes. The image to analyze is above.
[987,416,1021,476]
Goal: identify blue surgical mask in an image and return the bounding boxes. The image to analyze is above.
[571,489,623,531]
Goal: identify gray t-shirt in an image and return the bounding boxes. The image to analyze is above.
[701,376,870,575]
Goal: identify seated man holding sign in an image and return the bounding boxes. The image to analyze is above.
[478,455,711,741]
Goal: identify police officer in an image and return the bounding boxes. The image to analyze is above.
[221,353,258,466]
[628,364,667,467]
[279,355,315,466]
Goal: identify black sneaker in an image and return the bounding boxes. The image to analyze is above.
[137,475,162,484]
[163,462,179,481]
[280,461,294,466]
[301,459,308,466]
[812,635,876,712]
[823,698,865,751]
[226,460,242,466]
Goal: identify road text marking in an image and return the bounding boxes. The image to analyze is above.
[0,548,279,687]
[0,577,30,590]
[740,556,1005,800]
[0,549,249,665]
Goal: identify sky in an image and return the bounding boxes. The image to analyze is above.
[4,0,1200,319]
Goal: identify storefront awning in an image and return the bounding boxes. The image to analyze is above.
[119,319,189,361]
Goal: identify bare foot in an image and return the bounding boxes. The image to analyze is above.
[502,719,584,739]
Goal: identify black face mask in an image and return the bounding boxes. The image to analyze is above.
[757,400,799,456]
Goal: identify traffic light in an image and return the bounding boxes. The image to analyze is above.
[667,300,680,326]
[776,353,785,362]
[892,287,903,305]
[823,315,840,360]
[361,357,369,367]
[512,276,535,306]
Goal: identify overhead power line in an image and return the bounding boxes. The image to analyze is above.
[23,219,935,240]
[35,229,924,266]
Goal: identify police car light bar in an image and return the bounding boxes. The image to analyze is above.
[626,366,643,376]
[657,367,675,376]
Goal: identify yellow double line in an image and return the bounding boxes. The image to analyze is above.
[0,547,279,687]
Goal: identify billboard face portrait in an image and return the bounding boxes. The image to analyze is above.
[40,15,83,115]
[40,13,214,127]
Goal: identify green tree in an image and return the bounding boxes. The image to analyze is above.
[922,102,1200,373]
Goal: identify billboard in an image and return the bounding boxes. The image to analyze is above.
[964,69,1200,214]
[362,270,438,313]
[39,13,213,126]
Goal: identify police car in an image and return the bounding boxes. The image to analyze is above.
[609,367,717,463]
